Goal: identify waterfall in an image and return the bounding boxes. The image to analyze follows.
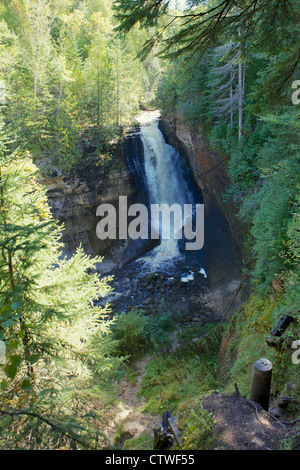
[128,110,200,265]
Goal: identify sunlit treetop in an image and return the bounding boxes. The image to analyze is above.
[113,0,299,60]
[113,0,300,103]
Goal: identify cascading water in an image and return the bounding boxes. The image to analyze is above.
[140,112,193,261]
[98,110,242,316]
[126,110,203,269]
[98,111,242,325]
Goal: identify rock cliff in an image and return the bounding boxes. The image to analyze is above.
[158,115,244,292]
[38,140,135,274]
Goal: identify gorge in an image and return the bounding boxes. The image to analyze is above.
[42,110,243,321]
[0,0,298,452]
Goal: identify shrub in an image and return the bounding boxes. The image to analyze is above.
[111,309,149,360]
[177,397,217,450]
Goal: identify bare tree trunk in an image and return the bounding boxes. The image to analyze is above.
[230,69,233,127]
[238,59,243,140]
[238,12,244,141]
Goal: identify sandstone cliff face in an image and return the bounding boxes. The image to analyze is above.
[39,142,135,273]
[159,115,244,292]
[161,116,244,249]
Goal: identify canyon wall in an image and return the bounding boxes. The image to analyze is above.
[39,141,135,274]
[159,114,244,293]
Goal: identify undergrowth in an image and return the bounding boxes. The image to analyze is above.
[177,397,217,450]
[137,323,225,415]
[221,293,300,402]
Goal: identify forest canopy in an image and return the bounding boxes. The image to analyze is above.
[0,0,159,172]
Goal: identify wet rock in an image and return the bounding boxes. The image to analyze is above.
[146,284,154,292]
[131,279,139,292]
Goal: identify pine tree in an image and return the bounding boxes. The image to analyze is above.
[0,122,123,449]
[114,0,299,104]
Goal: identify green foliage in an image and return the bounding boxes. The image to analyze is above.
[123,431,154,450]
[177,397,216,450]
[286,194,300,265]
[221,294,300,398]
[244,111,300,290]
[0,0,158,172]
[114,0,299,98]
[156,51,213,125]
[153,0,300,300]
[137,323,223,414]
[112,309,149,359]
[0,0,299,451]
[111,307,174,360]
[0,130,125,449]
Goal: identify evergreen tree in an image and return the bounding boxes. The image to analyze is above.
[0,0,153,172]
[0,122,124,449]
[114,0,299,103]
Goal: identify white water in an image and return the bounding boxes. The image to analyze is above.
[136,111,194,265]
[181,268,208,283]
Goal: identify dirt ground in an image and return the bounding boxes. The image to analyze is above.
[100,354,298,450]
[202,392,297,450]
[101,356,161,448]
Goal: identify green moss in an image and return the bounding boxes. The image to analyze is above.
[113,422,123,447]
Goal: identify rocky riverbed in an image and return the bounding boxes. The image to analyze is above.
[96,253,241,326]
